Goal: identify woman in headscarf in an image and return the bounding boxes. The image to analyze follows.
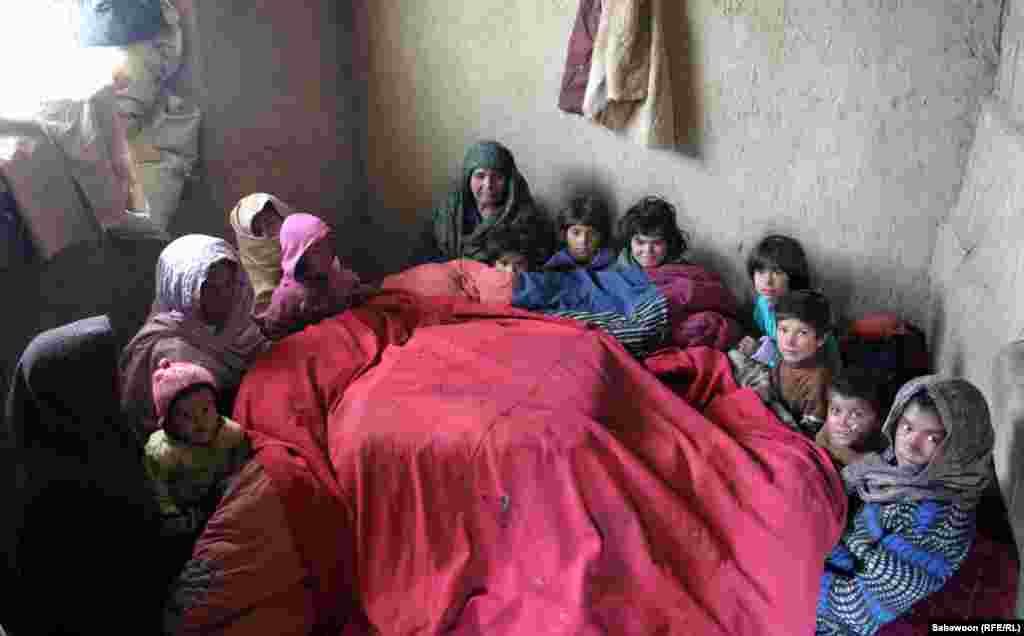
[815,375,995,635]
[427,140,554,264]
[256,213,366,340]
[119,235,268,435]
[227,192,294,313]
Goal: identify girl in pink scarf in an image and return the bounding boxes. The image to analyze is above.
[257,213,365,340]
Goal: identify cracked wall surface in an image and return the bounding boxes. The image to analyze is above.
[360,0,1000,327]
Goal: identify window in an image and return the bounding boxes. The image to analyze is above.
[0,0,124,120]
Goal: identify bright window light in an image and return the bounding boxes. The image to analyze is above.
[0,0,126,119]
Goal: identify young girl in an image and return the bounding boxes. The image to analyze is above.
[257,213,366,340]
[145,359,252,538]
[228,193,294,313]
[544,195,614,271]
[738,234,840,369]
[816,376,994,635]
[615,196,691,268]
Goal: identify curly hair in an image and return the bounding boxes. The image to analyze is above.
[616,196,690,262]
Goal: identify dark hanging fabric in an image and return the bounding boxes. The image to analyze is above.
[78,0,165,47]
[0,186,34,269]
[558,0,603,115]
[3,316,164,634]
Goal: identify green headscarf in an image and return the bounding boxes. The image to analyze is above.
[432,140,542,262]
[841,375,994,506]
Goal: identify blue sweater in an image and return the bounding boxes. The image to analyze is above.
[815,498,976,635]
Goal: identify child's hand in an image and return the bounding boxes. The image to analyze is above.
[737,336,758,356]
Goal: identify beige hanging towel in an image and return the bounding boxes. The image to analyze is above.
[581,0,676,149]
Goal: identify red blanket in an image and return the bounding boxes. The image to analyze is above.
[235,292,846,635]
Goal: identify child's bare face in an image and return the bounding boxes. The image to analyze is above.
[753,267,790,303]
[252,208,283,238]
[300,237,335,280]
[776,317,823,365]
[631,233,668,268]
[494,251,528,275]
[169,387,221,446]
[894,403,946,467]
[824,393,880,450]
[566,224,602,264]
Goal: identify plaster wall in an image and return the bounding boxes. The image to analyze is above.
[360,0,1000,325]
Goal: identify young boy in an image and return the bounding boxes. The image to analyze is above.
[769,290,834,436]
[817,376,992,635]
[544,195,615,271]
[144,359,252,538]
[816,367,885,467]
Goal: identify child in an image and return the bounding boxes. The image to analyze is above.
[737,234,810,365]
[144,359,252,538]
[257,213,366,340]
[816,367,885,468]
[737,234,841,369]
[615,196,691,268]
[816,376,994,635]
[485,225,548,275]
[770,290,834,436]
[543,195,614,271]
[228,193,293,313]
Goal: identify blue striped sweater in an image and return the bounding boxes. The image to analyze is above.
[816,499,976,635]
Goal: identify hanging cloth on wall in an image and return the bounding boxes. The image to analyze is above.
[559,0,677,149]
[558,0,603,115]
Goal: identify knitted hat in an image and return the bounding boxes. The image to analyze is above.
[152,359,217,429]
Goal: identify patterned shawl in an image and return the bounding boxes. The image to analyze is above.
[842,375,994,505]
[431,140,543,262]
[119,235,267,433]
[228,193,294,310]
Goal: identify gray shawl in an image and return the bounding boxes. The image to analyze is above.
[841,375,994,505]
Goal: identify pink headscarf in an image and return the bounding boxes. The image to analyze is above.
[258,214,363,340]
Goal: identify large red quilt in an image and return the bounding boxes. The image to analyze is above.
[233,291,847,635]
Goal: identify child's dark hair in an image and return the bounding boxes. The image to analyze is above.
[165,383,216,442]
[829,367,884,412]
[557,195,612,245]
[774,290,832,337]
[746,234,811,291]
[485,225,547,269]
[617,196,690,262]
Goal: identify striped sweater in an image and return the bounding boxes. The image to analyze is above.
[816,499,976,635]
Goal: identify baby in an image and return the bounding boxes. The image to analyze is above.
[544,195,614,271]
[258,213,366,340]
[144,359,251,538]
